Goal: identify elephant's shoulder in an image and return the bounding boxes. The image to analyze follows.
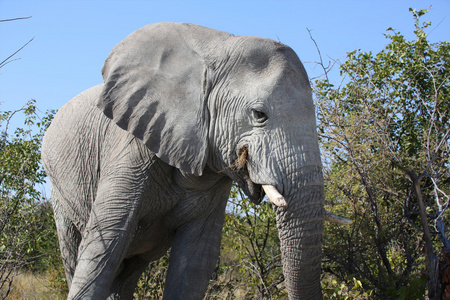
[45,84,112,148]
[66,84,104,110]
[53,84,106,126]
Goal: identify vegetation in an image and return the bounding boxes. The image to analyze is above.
[2,7,448,300]
[314,8,449,299]
[0,100,63,298]
[206,187,285,299]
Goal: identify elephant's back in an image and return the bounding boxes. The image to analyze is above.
[42,84,107,173]
[41,84,116,229]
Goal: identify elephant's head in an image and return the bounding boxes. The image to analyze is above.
[97,22,348,299]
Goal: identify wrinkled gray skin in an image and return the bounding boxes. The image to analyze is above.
[41,23,324,299]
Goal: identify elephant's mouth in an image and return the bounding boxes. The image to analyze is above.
[242,173,264,204]
[233,145,265,204]
[233,145,286,206]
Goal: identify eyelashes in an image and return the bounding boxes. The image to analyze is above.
[252,109,268,124]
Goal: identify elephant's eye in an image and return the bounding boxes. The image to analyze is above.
[252,109,268,123]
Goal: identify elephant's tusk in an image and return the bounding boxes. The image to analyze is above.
[325,211,352,225]
[262,185,288,207]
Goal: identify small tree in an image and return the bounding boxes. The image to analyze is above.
[210,186,285,299]
[314,8,449,299]
[0,100,56,298]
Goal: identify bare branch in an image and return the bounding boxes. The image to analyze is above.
[0,16,31,22]
[0,37,34,69]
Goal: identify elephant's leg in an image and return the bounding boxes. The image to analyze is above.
[67,176,144,299]
[108,219,173,299]
[163,193,229,299]
[107,255,150,300]
[52,192,81,288]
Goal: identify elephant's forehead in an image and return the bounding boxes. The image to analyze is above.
[235,37,306,76]
[238,64,311,108]
[226,38,309,93]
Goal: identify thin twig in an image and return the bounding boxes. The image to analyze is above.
[0,16,31,22]
[0,37,34,69]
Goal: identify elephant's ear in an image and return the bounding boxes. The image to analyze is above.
[98,23,215,176]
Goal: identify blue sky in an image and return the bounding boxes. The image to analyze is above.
[0,0,448,197]
[0,0,449,114]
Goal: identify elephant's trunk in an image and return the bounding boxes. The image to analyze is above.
[274,166,324,299]
[245,125,328,298]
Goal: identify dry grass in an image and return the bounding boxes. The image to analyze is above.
[235,146,248,170]
[228,146,248,172]
[219,146,249,174]
[4,272,66,300]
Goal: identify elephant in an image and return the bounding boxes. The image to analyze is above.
[41,22,350,300]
